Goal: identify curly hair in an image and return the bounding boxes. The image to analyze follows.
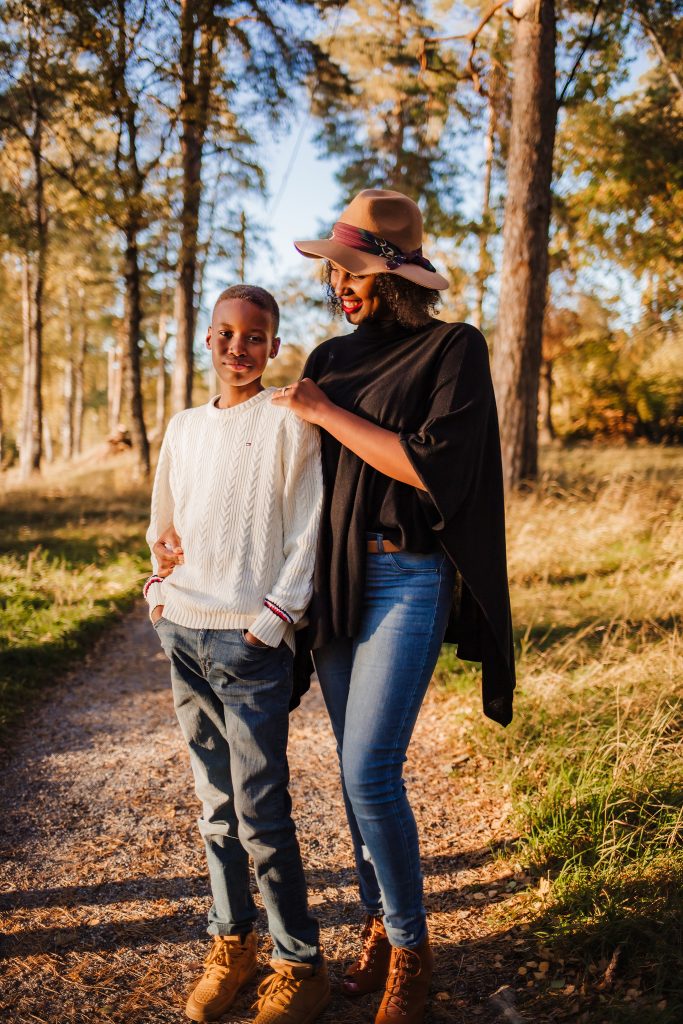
[322,262,441,329]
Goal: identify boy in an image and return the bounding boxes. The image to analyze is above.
[144,285,327,1024]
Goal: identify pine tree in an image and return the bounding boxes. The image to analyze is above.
[311,0,464,234]
[491,0,557,489]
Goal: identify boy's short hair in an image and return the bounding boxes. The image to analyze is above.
[214,285,280,335]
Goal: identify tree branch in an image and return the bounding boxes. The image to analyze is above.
[636,4,683,104]
[557,0,604,109]
[423,0,510,49]
[419,0,510,97]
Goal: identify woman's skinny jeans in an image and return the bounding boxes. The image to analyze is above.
[313,537,455,950]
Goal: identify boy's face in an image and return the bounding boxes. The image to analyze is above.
[206,298,280,396]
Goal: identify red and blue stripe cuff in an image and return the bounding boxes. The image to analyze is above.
[143,575,165,599]
[263,598,294,624]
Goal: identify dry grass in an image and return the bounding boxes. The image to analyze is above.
[438,444,683,1022]
[1,443,681,1023]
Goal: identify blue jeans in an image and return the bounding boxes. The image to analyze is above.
[313,537,455,949]
[154,620,319,963]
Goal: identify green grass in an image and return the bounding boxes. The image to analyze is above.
[437,445,683,1020]
[0,454,151,744]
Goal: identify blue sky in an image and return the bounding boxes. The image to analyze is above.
[247,124,341,284]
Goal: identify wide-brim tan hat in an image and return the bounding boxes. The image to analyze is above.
[294,188,449,291]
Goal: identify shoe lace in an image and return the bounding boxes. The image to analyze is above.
[384,947,421,1014]
[204,937,244,977]
[254,971,300,1012]
[356,916,384,970]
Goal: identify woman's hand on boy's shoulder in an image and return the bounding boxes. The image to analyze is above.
[153,524,184,577]
[271,378,333,427]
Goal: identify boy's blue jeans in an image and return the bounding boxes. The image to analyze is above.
[313,539,455,950]
[154,620,319,963]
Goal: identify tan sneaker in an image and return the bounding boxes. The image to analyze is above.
[185,932,258,1022]
[253,958,331,1024]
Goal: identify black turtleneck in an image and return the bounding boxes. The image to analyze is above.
[295,317,516,727]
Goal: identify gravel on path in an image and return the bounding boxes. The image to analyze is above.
[0,605,524,1024]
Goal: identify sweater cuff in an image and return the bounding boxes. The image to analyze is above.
[143,576,166,617]
[249,603,290,647]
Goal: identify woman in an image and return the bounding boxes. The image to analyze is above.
[155,189,515,1023]
[271,188,516,1024]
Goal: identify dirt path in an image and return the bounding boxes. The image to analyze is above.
[0,605,526,1024]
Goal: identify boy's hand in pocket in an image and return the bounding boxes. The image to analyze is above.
[151,605,164,624]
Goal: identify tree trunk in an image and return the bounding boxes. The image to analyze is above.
[238,210,247,282]
[42,413,54,464]
[492,0,556,490]
[123,218,150,477]
[108,343,123,432]
[538,357,555,443]
[73,287,87,455]
[61,286,75,460]
[472,98,496,331]
[156,297,170,438]
[19,252,43,479]
[19,256,33,472]
[17,13,47,479]
[61,359,74,460]
[172,0,216,414]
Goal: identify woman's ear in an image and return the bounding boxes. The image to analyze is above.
[206,326,212,349]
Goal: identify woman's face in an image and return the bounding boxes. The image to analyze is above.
[329,262,389,324]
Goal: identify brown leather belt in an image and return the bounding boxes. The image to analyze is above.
[367,539,402,553]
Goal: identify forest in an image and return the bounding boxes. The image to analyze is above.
[0,4,681,1024]
[0,0,681,486]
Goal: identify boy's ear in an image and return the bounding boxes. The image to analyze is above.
[269,337,281,358]
[206,326,212,349]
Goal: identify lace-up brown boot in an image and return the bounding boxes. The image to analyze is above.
[374,936,433,1023]
[253,958,331,1024]
[342,915,392,996]
[185,932,258,1021]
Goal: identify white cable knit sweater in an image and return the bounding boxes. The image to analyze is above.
[144,388,323,651]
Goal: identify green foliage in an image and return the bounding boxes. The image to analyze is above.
[311,0,467,235]
[545,297,683,441]
[555,86,683,314]
[0,465,150,743]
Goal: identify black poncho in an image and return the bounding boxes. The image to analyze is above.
[293,317,515,726]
